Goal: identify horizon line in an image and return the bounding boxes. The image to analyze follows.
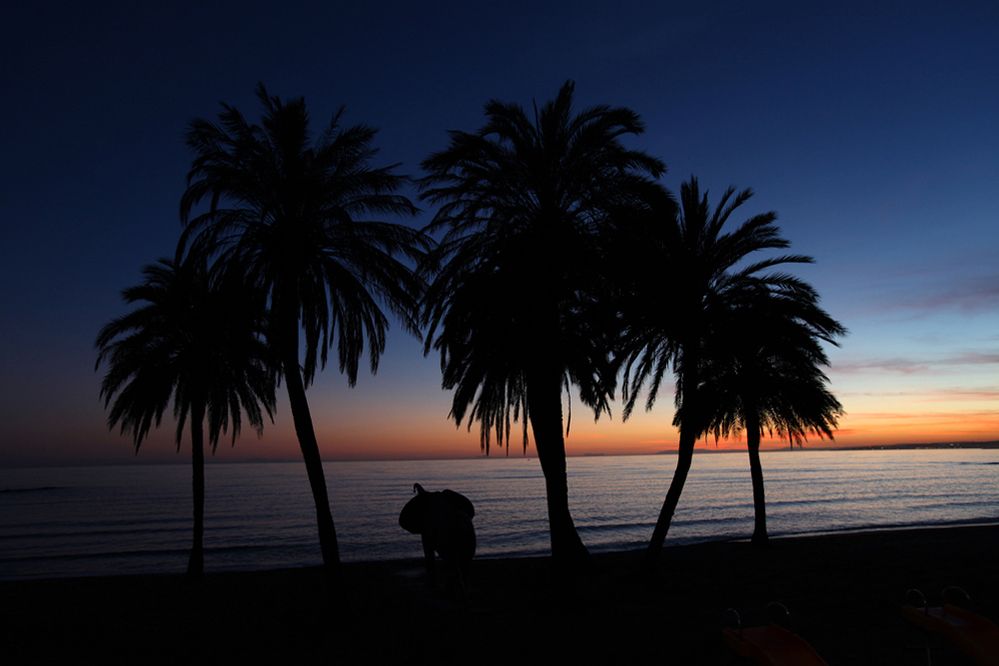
[4,439,997,469]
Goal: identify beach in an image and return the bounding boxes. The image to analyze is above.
[4,523,997,665]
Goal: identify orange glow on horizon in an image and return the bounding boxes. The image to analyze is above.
[25,376,993,467]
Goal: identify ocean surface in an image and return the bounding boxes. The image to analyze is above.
[2,449,998,580]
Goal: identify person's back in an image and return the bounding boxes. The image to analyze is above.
[400,483,476,577]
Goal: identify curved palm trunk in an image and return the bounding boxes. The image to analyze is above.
[647,352,700,562]
[276,290,341,574]
[284,352,341,573]
[187,403,205,579]
[746,410,768,546]
[646,427,695,561]
[527,365,588,564]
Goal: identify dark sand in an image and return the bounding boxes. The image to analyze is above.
[3,525,997,665]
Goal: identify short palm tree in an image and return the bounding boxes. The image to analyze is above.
[619,176,818,560]
[420,81,664,562]
[96,254,275,578]
[179,85,426,573]
[695,279,845,545]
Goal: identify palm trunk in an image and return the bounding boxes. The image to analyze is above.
[284,352,341,573]
[275,288,341,574]
[527,365,588,564]
[646,427,695,561]
[647,351,700,562]
[746,410,768,546]
[187,403,205,579]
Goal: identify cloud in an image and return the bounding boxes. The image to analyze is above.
[853,273,999,318]
[832,357,927,374]
[839,390,922,397]
[934,387,999,400]
[947,351,999,365]
[897,275,999,313]
[839,388,999,400]
[832,351,999,374]
[846,409,999,422]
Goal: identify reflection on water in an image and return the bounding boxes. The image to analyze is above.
[1,449,997,579]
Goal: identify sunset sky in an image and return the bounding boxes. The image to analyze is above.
[2,1,998,466]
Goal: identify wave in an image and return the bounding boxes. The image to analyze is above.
[0,542,313,565]
[0,525,192,541]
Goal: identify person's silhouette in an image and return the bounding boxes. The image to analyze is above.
[399,483,475,583]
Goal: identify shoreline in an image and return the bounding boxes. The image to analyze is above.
[6,517,999,585]
[5,523,998,664]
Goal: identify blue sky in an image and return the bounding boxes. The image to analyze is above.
[2,1,997,465]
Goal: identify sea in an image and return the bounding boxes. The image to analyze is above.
[2,449,998,580]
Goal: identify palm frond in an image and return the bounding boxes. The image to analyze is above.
[95,254,277,452]
[420,80,663,453]
[616,175,846,454]
[178,85,428,391]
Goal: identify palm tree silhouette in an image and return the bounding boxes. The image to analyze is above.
[694,275,845,545]
[179,85,426,573]
[420,81,664,562]
[96,254,275,578]
[619,177,819,560]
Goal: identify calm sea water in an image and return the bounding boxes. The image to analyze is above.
[1,449,998,580]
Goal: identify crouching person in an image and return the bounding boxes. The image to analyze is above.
[399,483,476,591]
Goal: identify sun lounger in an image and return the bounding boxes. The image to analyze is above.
[902,589,999,666]
[722,605,828,666]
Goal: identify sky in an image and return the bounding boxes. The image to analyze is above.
[1,1,998,466]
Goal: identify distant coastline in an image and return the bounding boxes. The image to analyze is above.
[656,439,999,455]
[814,439,999,451]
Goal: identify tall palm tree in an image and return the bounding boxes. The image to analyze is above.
[420,81,665,562]
[695,279,845,546]
[618,176,818,560]
[95,254,275,578]
[179,85,426,573]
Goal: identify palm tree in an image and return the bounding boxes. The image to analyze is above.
[618,176,819,560]
[95,254,275,578]
[420,81,665,563]
[179,85,426,573]
[695,278,845,546]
